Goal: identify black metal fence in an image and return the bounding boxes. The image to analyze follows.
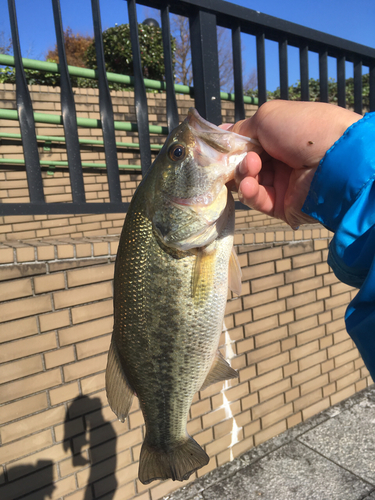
[2,0,375,216]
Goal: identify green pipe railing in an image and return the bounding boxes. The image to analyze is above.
[0,158,141,170]
[0,54,259,105]
[0,108,169,135]
[0,131,163,150]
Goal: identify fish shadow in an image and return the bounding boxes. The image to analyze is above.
[0,460,56,500]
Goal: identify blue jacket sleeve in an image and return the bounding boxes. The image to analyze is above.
[302,112,375,380]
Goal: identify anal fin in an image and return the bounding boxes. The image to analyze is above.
[105,338,135,422]
[200,350,238,391]
[228,247,242,296]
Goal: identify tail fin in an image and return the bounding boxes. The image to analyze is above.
[138,435,209,484]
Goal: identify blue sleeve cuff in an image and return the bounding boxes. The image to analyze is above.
[302,112,375,232]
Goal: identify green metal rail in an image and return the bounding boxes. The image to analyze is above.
[0,158,141,170]
[0,54,259,106]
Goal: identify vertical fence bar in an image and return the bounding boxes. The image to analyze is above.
[52,0,85,203]
[319,51,328,103]
[354,57,363,114]
[279,38,288,100]
[337,55,346,108]
[370,64,375,113]
[7,0,44,203]
[232,23,245,121]
[300,45,309,101]
[189,9,221,124]
[161,5,179,132]
[256,33,267,105]
[127,0,152,174]
[91,0,122,201]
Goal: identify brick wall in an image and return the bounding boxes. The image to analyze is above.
[0,225,370,500]
[0,83,280,240]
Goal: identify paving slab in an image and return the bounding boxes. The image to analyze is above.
[164,385,375,500]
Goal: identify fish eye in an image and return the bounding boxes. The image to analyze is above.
[168,143,186,162]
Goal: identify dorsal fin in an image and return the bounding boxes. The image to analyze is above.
[200,350,238,391]
[228,247,242,296]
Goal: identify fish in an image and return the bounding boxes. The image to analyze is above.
[105,108,262,485]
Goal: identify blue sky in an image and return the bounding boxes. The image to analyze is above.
[1,0,374,91]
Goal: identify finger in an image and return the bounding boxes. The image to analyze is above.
[238,176,276,217]
[218,123,233,131]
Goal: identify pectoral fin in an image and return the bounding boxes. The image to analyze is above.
[200,350,238,391]
[105,339,135,422]
[228,247,242,296]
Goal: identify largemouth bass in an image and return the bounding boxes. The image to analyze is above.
[106,108,261,484]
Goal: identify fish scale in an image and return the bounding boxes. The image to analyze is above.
[105,109,262,484]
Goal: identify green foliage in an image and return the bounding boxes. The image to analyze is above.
[0,23,174,90]
[85,23,175,81]
[264,74,370,107]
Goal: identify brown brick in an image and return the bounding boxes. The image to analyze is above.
[295,300,324,321]
[336,370,361,391]
[247,342,281,365]
[296,326,325,346]
[0,278,33,301]
[298,350,327,371]
[276,258,291,273]
[328,339,353,359]
[67,263,114,287]
[300,374,329,396]
[37,245,55,261]
[294,276,323,294]
[34,273,65,294]
[63,353,107,382]
[287,412,302,429]
[279,310,295,325]
[302,397,330,420]
[0,316,38,343]
[293,388,322,412]
[235,337,253,356]
[1,429,53,463]
[283,361,299,378]
[245,315,279,337]
[54,282,112,309]
[241,392,259,411]
[49,381,80,406]
[292,365,321,387]
[292,251,321,269]
[252,394,284,420]
[251,273,284,294]
[39,309,70,332]
[1,406,66,444]
[252,299,286,321]
[290,340,319,362]
[71,299,113,324]
[0,295,52,322]
[258,378,291,403]
[59,316,112,346]
[190,398,212,418]
[76,334,111,360]
[285,386,300,403]
[242,261,275,280]
[257,352,290,375]
[0,368,61,404]
[285,265,315,284]
[45,346,76,368]
[0,332,57,363]
[239,365,256,383]
[254,326,287,349]
[249,246,282,265]
[262,403,293,428]
[243,288,277,309]
[0,355,43,385]
[0,393,48,425]
[234,309,252,326]
[254,420,287,446]
[330,384,356,405]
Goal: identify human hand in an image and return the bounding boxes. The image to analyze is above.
[227,101,361,229]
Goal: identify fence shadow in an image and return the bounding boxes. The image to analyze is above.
[63,395,117,500]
